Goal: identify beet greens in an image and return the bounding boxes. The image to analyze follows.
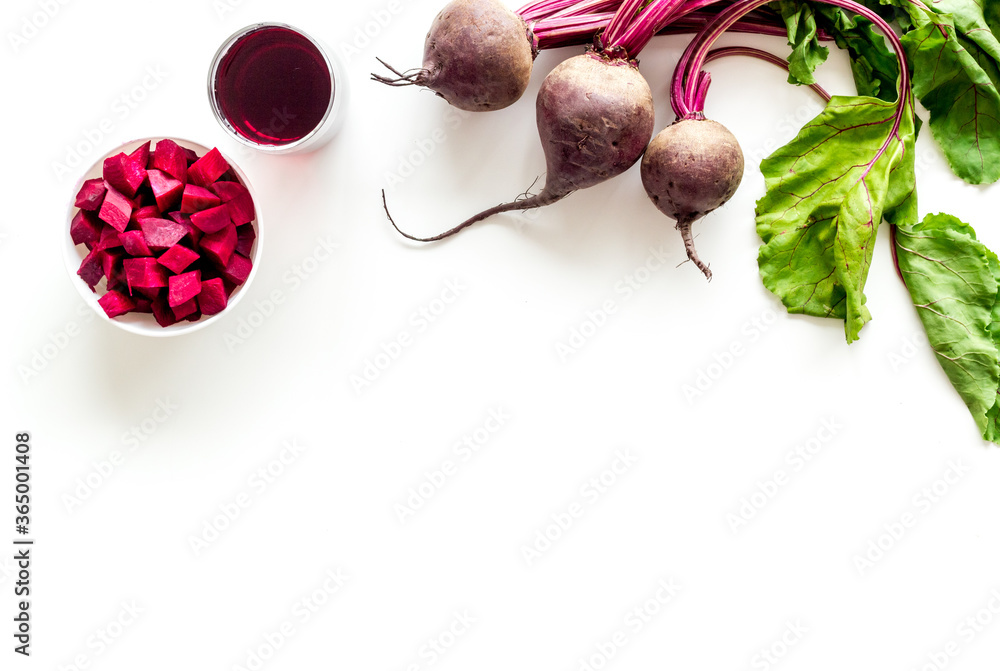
[375,0,1000,446]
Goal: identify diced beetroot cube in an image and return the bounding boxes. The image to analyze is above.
[198,277,228,315]
[157,245,199,274]
[140,218,187,250]
[98,183,133,232]
[147,169,183,211]
[132,189,155,210]
[102,152,146,198]
[235,224,256,256]
[172,298,199,320]
[210,181,256,225]
[136,286,162,300]
[129,204,160,228]
[200,224,237,266]
[152,296,179,327]
[151,139,188,183]
[124,257,169,291]
[75,179,107,211]
[77,248,104,289]
[129,141,151,169]
[101,251,125,286]
[97,225,123,251]
[199,264,220,281]
[107,283,130,298]
[220,252,253,285]
[132,296,153,313]
[167,212,202,246]
[187,148,229,187]
[120,230,153,256]
[71,210,102,247]
[168,270,201,307]
[182,146,200,164]
[98,290,136,318]
[180,184,221,213]
[190,204,231,234]
[185,311,202,322]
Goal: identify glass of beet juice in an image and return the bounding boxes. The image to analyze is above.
[208,23,346,154]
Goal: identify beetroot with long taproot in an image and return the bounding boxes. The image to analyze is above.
[387,52,655,241]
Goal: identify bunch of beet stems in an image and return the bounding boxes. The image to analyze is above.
[705,46,831,101]
[670,0,908,119]
[372,0,814,114]
[521,0,802,49]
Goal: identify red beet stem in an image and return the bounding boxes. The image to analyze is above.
[704,46,832,102]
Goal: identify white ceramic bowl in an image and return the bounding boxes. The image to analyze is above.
[64,137,262,337]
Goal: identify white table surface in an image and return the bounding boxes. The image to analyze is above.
[4,0,1000,669]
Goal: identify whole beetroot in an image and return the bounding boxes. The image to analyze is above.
[385,51,655,240]
[373,0,537,112]
[640,118,744,280]
[536,53,655,194]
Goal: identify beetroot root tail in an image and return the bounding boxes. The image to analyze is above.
[371,58,427,87]
[677,218,712,281]
[382,189,566,242]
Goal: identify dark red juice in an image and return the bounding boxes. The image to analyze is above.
[214,27,332,146]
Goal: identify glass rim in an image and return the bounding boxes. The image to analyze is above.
[207,22,337,153]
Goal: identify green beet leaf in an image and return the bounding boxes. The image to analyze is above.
[894,213,1000,442]
[756,94,916,343]
[900,5,1000,184]
[778,1,899,101]
[929,0,1000,61]
[777,0,829,86]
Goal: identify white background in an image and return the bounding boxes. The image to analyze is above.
[3,0,1000,669]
